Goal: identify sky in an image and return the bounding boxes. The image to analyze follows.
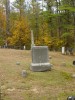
[10,0,43,3]
[10,0,31,3]
[10,0,32,8]
[10,0,14,2]
[10,0,46,11]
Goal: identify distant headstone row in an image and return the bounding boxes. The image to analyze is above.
[62,47,73,55]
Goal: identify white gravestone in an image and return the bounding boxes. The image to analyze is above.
[30,46,52,72]
[62,47,65,54]
[23,45,26,50]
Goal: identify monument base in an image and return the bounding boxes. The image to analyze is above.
[30,63,51,72]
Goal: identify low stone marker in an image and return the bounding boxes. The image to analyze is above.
[30,46,52,72]
[16,62,20,65]
[73,61,75,65]
[72,74,75,78]
[67,96,75,100]
[21,70,27,77]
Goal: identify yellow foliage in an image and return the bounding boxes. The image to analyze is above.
[35,35,64,50]
[0,9,6,33]
[8,18,31,48]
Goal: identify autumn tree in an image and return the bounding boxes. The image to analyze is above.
[7,0,31,49]
[0,0,6,46]
[8,18,30,49]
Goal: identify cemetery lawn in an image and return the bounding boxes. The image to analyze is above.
[0,49,75,100]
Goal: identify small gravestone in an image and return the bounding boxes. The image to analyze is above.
[16,62,20,65]
[30,46,52,71]
[62,47,65,54]
[72,74,75,78]
[23,45,26,50]
[73,61,75,65]
[67,96,75,100]
[21,70,27,77]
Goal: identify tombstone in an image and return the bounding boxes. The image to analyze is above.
[69,48,73,55]
[23,45,26,50]
[73,61,75,65]
[72,74,75,78]
[21,70,27,77]
[65,48,73,55]
[30,46,52,72]
[16,62,20,65]
[62,47,65,54]
[67,96,75,100]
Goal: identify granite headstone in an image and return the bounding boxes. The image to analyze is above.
[30,46,52,71]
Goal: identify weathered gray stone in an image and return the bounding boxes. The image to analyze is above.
[30,46,52,72]
[72,74,75,78]
[16,62,20,65]
[31,63,51,71]
[67,96,75,100]
[73,61,75,65]
[21,70,27,77]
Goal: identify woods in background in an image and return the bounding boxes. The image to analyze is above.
[0,0,75,50]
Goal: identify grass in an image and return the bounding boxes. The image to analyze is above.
[0,49,75,100]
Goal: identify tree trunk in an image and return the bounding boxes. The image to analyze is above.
[6,0,10,35]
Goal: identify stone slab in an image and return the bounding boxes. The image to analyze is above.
[31,46,51,72]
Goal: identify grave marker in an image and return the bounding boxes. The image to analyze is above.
[62,47,65,54]
[30,46,52,71]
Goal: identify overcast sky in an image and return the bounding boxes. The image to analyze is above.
[10,0,46,11]
[10,0,31,3]
[10,0,43,3]
[10,0,14,2]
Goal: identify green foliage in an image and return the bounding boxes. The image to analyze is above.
[61,32,74,48]
[59,6,75,12]
[51,37,64,50]
[61,32,73,38]
[0,0,75,50]
[0,37,4,46]
[60,71,72,80]
[35,36,64,50]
